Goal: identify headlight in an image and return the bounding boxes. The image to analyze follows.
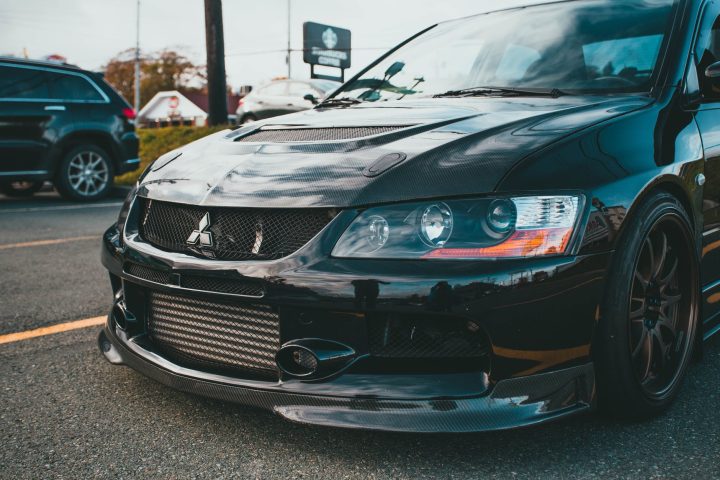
[331,195,582,260]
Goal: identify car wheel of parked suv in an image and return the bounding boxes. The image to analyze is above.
[595,192,698,419]
[55,145,114,201]
[0,180,44,197]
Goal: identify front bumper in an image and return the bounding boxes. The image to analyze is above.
[100,223,609,432]
[99,323,594,432]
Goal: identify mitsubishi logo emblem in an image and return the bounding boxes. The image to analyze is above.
[187,212,214,248]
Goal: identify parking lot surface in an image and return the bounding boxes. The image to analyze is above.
[1,191,719,479]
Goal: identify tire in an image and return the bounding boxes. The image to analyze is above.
[595,191,699,418]
[54,144,114,201]
[0,180,44,197]
[240,114,257,124]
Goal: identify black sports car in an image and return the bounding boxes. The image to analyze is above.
[100,0,720,432]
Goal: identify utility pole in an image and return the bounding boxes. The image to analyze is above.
[134,0,140,114]
[286,0,292,78]
[204,0,228,126]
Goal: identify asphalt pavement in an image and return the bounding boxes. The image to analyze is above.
[1,189,720,479]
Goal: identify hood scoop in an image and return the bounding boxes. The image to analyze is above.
[236,126,410,143]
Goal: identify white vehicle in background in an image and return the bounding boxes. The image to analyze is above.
[236,78,340,123]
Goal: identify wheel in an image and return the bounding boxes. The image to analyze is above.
[54,145,114,201]
[595,191,699,418]
[240,114,257,124]
[0,180,44,197]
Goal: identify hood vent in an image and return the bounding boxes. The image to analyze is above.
[236,126,407,143]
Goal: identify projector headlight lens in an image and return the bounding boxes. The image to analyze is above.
[420,203,453,247]
[366,215,390,251]
[486,199,515,233]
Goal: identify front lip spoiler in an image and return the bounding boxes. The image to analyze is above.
[99,317,595,433]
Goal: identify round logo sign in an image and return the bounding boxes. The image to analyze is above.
[322,28,338,49]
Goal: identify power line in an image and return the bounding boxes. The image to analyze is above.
[225,47,390,57]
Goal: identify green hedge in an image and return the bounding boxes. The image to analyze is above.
[116,126,229,185]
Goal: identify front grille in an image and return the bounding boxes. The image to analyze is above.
[124,263,264,297]
[236,126,405,143]
[181,275,263,297]
[368,315,491,359]
[148,291,280,379]
[139,199,334,261]
[125,263,171,284]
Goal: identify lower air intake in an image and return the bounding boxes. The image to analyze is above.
[368,315,491,359]
[148,291,280,380]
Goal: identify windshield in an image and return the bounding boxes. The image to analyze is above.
[332,0,678,102]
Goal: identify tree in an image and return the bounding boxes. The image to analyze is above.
[103,49,206,109]
[103,49,136,105]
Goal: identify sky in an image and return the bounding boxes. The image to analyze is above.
[0,0,531,90]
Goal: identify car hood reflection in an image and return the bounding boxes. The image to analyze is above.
[138,96,651,208]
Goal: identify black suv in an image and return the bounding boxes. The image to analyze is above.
[0,58,139,200]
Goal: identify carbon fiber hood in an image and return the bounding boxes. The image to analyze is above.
[138,96,650,208]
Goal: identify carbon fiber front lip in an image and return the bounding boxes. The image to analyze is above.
[99,318,595,433]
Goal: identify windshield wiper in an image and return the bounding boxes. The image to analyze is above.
[434,86,569,98]
[317,97,364,108]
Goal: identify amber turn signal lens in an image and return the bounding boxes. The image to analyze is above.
[423,227,573,259]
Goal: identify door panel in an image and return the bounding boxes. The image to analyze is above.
[286,82,317,112]
[253,82,289,119]
[0,65,62,174]
[696,110,720,287]
[693,0,720,328]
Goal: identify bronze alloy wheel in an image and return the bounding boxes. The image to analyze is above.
[596,192,699,417]
[628,215,696,399]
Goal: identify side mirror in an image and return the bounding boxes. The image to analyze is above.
[705,61,720,78]
[303,93,319,105]
[385,61,405,78]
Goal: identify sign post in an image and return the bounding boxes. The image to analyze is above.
[303,22,351,82]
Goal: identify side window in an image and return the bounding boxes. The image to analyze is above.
[288,82,316,98]
[48,73,104,102]
[495,45,541,82]
[583,35,663,82]
[695,4,720,100]
[0,65,51,100]
[260,82,287,96]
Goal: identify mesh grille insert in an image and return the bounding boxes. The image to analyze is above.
[125,263,172,285]
[124,263,263,297]
[182,275,263,297]
[139,199,334,261]
[236,126,405,143]
[148,291,280,380]
[368,316,491,359]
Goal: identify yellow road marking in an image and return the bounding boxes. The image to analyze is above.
[0,316,105,345]
[0,235,97,251]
